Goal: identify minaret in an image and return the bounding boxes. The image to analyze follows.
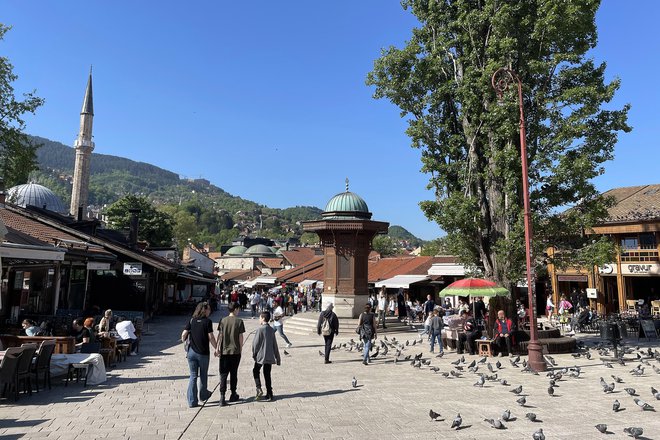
[70,68,95,218]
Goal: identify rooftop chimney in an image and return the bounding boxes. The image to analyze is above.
[128,208,141,248]
[0,179,5,205]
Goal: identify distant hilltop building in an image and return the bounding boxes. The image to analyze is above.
[70,68,95,219]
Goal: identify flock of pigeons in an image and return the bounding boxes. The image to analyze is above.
[316,334,659,438]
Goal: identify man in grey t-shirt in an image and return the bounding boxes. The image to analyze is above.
[216,302,245,406]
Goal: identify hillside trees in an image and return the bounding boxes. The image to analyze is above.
[105,195,174,247]
[367,0,630,288]
[0,24,44,187]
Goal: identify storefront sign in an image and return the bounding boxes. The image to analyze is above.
[87,262,110,271]
[557,275,588,282]
[586,288,597,299]
[598,264,617,275]
[123,262,143,276]
[622,263,660,276]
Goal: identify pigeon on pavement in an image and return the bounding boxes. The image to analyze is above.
[501,409,511,421]
[429,409,441,421]
[595,424,608,434]
[525,412,537,422]
[624,387,637,396]
[613,399,621,412]
[451,413,462,429]
[484,418,505,429]
[547,386,554,397]
[510,385,523,395]
[517,396,527,406]
[633,398,654,411]
[623,427,643,438]
[532,428,545,440]
[351,377,357,388]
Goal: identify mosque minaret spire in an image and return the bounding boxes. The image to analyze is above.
[70,67,95,218]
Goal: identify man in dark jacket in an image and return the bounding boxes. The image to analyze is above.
[456,311,480,355]
[317,303,339,364]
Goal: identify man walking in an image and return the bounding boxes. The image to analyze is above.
[377,288,387,329]
[429,309,444,354]
[317,303,339,364]
[423,294,435,321]
[216,302,245,406]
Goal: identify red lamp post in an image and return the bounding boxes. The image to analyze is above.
[492,67,546,372]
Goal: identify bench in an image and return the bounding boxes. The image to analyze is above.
[0,335,76,354]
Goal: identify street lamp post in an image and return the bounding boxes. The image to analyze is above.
[492,67,546,372]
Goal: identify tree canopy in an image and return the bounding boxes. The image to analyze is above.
[0,24,44,188]
[367,0,629,287]
[104,195,174,247]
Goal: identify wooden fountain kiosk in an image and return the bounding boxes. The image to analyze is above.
[303,182,388,318]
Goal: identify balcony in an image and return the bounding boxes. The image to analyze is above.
[620,245,659,262]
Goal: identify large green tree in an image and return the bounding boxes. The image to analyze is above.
[367,0,629,287]
[0,24,44,187]
[105,195,174,247]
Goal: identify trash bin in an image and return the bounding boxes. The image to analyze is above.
[600,322,620,340]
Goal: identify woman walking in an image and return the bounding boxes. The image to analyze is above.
[181,302,217,408]
[252,311,281,402]
[546,293,555,320]
[357,304,377,365]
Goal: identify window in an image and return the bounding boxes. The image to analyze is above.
[639,233,656,249]
[620,237,638,250]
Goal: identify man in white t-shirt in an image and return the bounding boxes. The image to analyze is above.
[272,301,292,347]
[377,289,387,329]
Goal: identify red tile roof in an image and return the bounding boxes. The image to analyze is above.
[259,257,284,269]
[368,256,457,283]
[275,256,323,282]
[280,247,319,267]
[220,269,259,281]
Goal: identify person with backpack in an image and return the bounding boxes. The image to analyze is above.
[317,303,339,364]
[357,304,377,365]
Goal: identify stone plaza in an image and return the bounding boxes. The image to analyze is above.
[1,307,659,440]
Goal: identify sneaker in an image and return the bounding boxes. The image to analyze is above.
[220,396,228,407]
[264,394,274,402]
[324,360,332,364]
[255,387,263,401]
[363,361,368,365]
[286,343,292,348]
[228,393,240,402]
[130,351,137,356]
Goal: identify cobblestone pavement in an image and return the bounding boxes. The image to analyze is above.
[1,307,659,440]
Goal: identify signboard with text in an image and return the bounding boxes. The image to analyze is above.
[123,262,143,276]
[621,263,660,276]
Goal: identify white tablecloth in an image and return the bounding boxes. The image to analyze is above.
[50,353,107,385]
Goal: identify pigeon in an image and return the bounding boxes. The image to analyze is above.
[602,383,615,393]
[478,356,488,364]
[611,375,623,383]
[422,359,431,366]
[405,340,409,346]
[461,355,465,363]
[467,359,476,368]
[495,360,502,369]
[441,372,450,378]
[484,418,505,429]
[613,399,621,412]
[604,362,614,368]
[501,409,511,421]
[451,359,461,366]
[624,387,637,396]
[404,355,411,361]
[450,370,461,378]
[633,398,654,411]
[351,377,357,388]
[652,386,660,400]
[532,428,545,440]
[595,424,608,434]
[318,350,324,357]
[283,349,290,356]
[512,355,520,363]
[412,339,417,346]
[435,352,444,358]
[510,385,523,395]
[429,409,441,421]
[547,386,554,396]
[451,413,462,429]
[487,363,495,373]
[429,366,440,373]
[526,412,537,422]
[517,396,526,406]
[499,379,509,386]
[623,427,643,438]
[474,375,485,387]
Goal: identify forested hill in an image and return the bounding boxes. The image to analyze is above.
[27,135,424,247]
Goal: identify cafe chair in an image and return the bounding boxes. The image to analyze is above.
[652,300,660,317]
[0,347,24,401]
[65,362,92,387]
[17,343,38,396]
[32,340,56,391]
[626,300,637,313]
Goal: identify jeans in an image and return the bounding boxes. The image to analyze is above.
[186,350,210,407]
[378,310,387,329]
[323,334,334,361]
[219,354,241,394]
[251,304,257,317]
[274,324,291,345]
[362,337,372,363]
[253,362,272,394]
[430,331,443,353]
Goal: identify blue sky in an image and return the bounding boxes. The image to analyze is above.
[3,1,659,240]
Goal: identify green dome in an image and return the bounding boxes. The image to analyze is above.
[245,244,276,257]
[225,245,247,256]
[323,190,371,220]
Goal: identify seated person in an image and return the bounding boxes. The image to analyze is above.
[72,317,95,349]
[493,310,515,356]
[21,319,41,336]
[116,317,138,355]
[457,311,480,355]
[443,310,465,349]
[98,309,113,337]
[575,306,591,330]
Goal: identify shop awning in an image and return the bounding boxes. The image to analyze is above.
[244,276,278,288]
[374,275,429,289]
[299,279,318,287]
[427,263,468,276]
[178,270,216,284]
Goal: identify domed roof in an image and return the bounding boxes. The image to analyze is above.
[7,183,68,214]
[225,245,247,256]
[244,244,277,257]
[322,181,372,220]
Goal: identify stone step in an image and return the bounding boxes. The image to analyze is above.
[281,313,419,336]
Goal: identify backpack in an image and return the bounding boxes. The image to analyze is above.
[321,316,332,336]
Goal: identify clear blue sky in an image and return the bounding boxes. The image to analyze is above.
[3,1,659,240]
